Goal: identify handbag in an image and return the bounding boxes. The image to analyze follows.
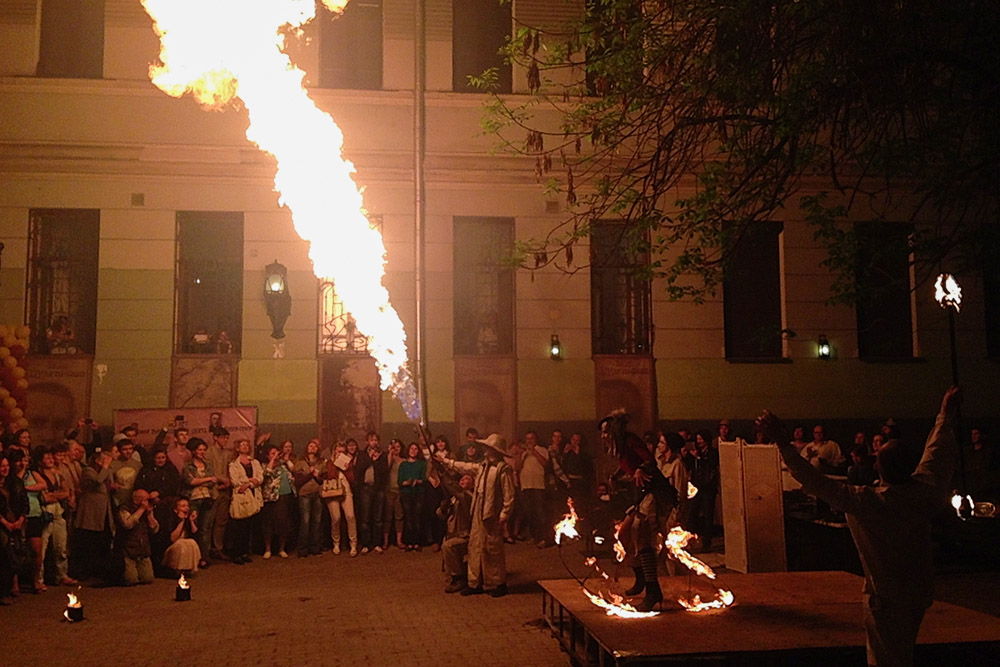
[321,476,345,499]
[229,488,263,519]
[3,531,32,572]
[40,509,55,524]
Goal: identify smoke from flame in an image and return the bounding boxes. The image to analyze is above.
[139,0,420,419]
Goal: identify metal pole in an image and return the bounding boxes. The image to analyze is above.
[413,0,429,430]
[948,308,967,493]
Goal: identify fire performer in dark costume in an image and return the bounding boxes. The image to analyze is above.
[760,386,960,667]
[600,410,677,611]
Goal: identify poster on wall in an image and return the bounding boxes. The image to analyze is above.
[113,406,258,448]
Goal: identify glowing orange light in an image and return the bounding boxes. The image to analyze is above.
[664,526,734,612]
[554,499,580,545]
[613,521,626,563]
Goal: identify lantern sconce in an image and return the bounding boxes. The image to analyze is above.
[263,260,291,340]
[550,333,563,361]
[817,334,831,360]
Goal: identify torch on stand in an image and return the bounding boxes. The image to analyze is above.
[935,274,969,513]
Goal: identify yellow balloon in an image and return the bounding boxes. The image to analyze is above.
[0,325,8,339]
[14,325,30,339]
[0,348,9,360]
[15,417,27,429]
[15,378,28,389]
[11,367,25,379]
[0,388,8,399]
[3,397,15,410]
[3,356,16,368]
[9,407,22,420]
[1,336,14,348]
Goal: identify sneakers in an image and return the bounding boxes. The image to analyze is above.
[361,546,370,555]
[333,545,341,555]
[460,586,484,596]
[349,547,358,557]
[263,550,272,560]
[374,546,383,554]
[278,550,288,559]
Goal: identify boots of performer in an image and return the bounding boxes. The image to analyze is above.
[624,566,645,596]
[636,548,662,612]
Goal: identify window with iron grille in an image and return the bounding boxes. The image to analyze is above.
[453,217,515,355]
[723,221,784,360]
[175,212,244,355]
[37,0,104,79]
[317,0,383,90]
[590,221,652,355]
[26,209,100,355]
[855,222,914,360]
[453,0,512,93]
[318,215,381,356]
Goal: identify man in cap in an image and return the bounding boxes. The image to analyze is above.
[435,433,516,597]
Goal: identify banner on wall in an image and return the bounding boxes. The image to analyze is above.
[113,406,258,448]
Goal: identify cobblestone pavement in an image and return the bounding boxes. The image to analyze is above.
[0,542,584,667]
[2,541,996,667]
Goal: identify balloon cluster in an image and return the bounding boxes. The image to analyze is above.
[0,325,30,432]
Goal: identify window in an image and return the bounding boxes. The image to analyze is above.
[26,209,100,355]
[453,0,512,93]
[37,0,104,79]
[453,217,515,355]
[585,0,642,96]
[855,222,913,359]
[590,221,652,355]
[723,221,783,359]
[317,0,383,90]
[175,212,244,355]
[319,215,381,356]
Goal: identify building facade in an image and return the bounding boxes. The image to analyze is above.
[1,0,996,450]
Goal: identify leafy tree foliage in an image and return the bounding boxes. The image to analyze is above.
[480,0,999,303]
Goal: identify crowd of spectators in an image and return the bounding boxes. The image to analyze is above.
[0,410,995,607]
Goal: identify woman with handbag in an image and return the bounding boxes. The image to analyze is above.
[1,453,29,604]
[20,449,48,592]
[227,439,264,565]
[324,442,358,557]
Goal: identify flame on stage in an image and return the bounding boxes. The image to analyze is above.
[139,0,419,418]
[664,526,734,612]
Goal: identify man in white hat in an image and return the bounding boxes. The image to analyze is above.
[436,433,516,597]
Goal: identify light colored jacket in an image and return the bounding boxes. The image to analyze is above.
[74,465,116,534]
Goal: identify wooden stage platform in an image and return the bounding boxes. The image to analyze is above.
[540,571,1000,666]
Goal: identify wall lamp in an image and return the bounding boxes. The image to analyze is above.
[550,333,563,361]
[263,259,291,340]
[817,334,831,360]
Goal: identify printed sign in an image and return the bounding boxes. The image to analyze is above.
[113,406,258,447]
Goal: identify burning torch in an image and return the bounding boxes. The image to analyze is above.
[935,273,969,512]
